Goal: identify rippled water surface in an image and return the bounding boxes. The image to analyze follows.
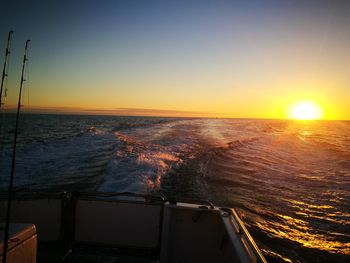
[0,114,349,262]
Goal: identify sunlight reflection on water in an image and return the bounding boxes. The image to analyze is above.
[257,218,350,254]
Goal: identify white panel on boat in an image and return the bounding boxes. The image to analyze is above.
[160,204,233,263]
[0,223,37,263]
[0,199,61,241]
[75,200,162,249]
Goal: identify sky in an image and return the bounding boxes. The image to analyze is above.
[0,0,349,119]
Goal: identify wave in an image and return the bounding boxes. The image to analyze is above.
[0,129,116,191]
[1,115,349,262]
[99,127,191,192]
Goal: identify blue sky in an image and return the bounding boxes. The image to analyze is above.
[1,0,349,119]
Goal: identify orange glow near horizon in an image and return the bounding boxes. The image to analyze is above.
[3,95,345,120]
[1,1,350,120]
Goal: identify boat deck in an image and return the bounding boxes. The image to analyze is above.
[38,245,159,263]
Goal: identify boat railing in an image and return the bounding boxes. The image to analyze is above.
[0,190,267,262]
[166,197,215,209]
[220,208,267,263]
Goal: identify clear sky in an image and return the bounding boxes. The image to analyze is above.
[0,0,349,119]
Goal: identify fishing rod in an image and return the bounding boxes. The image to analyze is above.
[0,30,14,109]
[2,39,30,263]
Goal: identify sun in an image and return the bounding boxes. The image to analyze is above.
[289,101,323,120]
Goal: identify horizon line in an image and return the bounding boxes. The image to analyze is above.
[2,106,349,121]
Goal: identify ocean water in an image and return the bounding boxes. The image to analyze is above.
[0,114,349,262]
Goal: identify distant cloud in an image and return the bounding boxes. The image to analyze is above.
[80,107,215,117]
[5,105,224,118]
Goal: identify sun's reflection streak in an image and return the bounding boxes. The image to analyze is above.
[257,219,350,254]
[256,198,350,255]
[285,199,350,226]
[261,249,293,263]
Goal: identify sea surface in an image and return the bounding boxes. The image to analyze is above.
[0,114,349,262]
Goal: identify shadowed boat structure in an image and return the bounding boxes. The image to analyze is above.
[0,190,266,263]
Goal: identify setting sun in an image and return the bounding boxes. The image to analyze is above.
[289,101,323,120]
